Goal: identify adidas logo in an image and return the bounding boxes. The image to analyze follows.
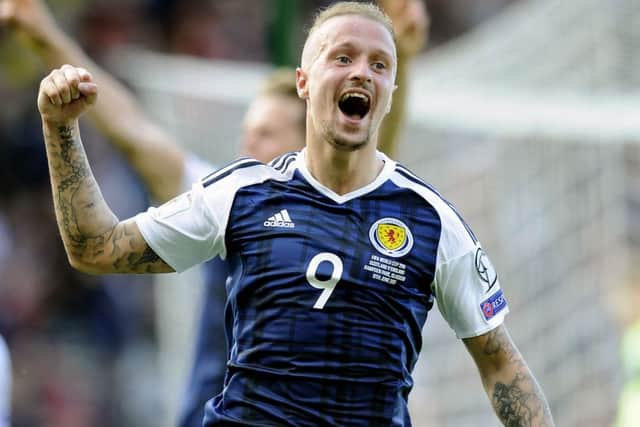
[264,209,295,228]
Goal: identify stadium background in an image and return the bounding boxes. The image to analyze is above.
[0,0,638,426]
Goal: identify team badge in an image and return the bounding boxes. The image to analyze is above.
[475,247,498,292]
[369,218,414,258]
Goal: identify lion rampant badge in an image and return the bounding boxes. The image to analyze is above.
[369,218,413,257]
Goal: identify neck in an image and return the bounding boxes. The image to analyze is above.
[304,133,384,195]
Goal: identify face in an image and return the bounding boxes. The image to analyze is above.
[241,95,305,163]
[297,15,396,152]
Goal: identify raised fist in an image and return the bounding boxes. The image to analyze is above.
[379,0,430,57]
[38,64,97,123]
[0,0,57,40]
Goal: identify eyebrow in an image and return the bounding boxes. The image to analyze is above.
[328,41,394,60]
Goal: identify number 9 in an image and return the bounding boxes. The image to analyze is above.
[306,252,343,310]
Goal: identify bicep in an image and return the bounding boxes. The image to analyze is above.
[463,324,523,383]
[76,218,174,274]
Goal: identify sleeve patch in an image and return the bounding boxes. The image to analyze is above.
[480,289,508,320]
[475,247,498,292]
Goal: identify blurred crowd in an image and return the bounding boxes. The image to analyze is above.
[0,0,518,426]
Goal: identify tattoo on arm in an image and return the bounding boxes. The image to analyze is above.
[493,373,535,426]
[45,123,170,273]
[133,244,162,266]
[477,327,554,426]
[110,221,168,273]
[56,125,98,248]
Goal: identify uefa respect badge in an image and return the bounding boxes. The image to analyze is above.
[480,289,507,321]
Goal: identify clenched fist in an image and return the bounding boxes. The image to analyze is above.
[38,64,97,124]
[378,0,429,57]
[0,0,57,38]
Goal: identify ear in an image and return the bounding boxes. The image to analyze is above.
[296,67,309,99]
[385,84,398,114]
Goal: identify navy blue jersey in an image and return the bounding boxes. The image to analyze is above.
[136,150,508,426]
[177,259,229,427]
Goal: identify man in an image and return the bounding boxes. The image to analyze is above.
[36,2,553,426]
[2,0,427,424]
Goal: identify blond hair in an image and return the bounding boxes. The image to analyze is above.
[307,2,394,41]
[301,2,396,69]
[259,68,306,131]
[259,68,299,100]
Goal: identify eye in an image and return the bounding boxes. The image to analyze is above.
[336,55,351,64]
[372,61,386,71]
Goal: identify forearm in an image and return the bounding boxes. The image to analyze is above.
[29,27,185,202]
[486,357,553,426]
[42,119,118,265]
[469,327,554,426]
[42,119,171,274]
[378,53,408,157]
[377,0,429,158]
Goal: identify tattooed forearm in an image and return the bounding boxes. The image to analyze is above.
[43,121,172,273]
[465,326,554,427]
[49,124,117,251]
[487,330,553,427]
[493,373,535,426]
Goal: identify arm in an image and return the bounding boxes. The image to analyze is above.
[377,0,429,157]
[463,325,555,426]
[1,0,186,202]
[38,64,173,274]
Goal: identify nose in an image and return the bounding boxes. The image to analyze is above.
[349,57,372,83]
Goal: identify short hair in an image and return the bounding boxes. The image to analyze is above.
[301,2,396,69]
[259,68,306,132]
[259,68,298,100]
[307,2,395,42]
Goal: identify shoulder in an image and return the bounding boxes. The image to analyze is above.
[389,162,478,260]
[201,153,298,190]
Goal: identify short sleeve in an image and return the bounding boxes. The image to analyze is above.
[434,245,509,339]
[135,182,224,273]
[135,158,275,273]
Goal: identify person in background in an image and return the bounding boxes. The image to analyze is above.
[0,0,428,425]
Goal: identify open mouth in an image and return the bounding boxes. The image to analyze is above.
[338,92,371,120]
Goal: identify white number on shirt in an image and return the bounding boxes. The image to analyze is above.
[305,252,343,310]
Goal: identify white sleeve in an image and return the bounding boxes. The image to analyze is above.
[135,159,276,273]
[135,181,224,273]
[434,244,508,339]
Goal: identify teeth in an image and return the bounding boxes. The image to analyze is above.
[340,92,369,103]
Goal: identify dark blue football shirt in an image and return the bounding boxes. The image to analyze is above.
[136,150,508,426]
